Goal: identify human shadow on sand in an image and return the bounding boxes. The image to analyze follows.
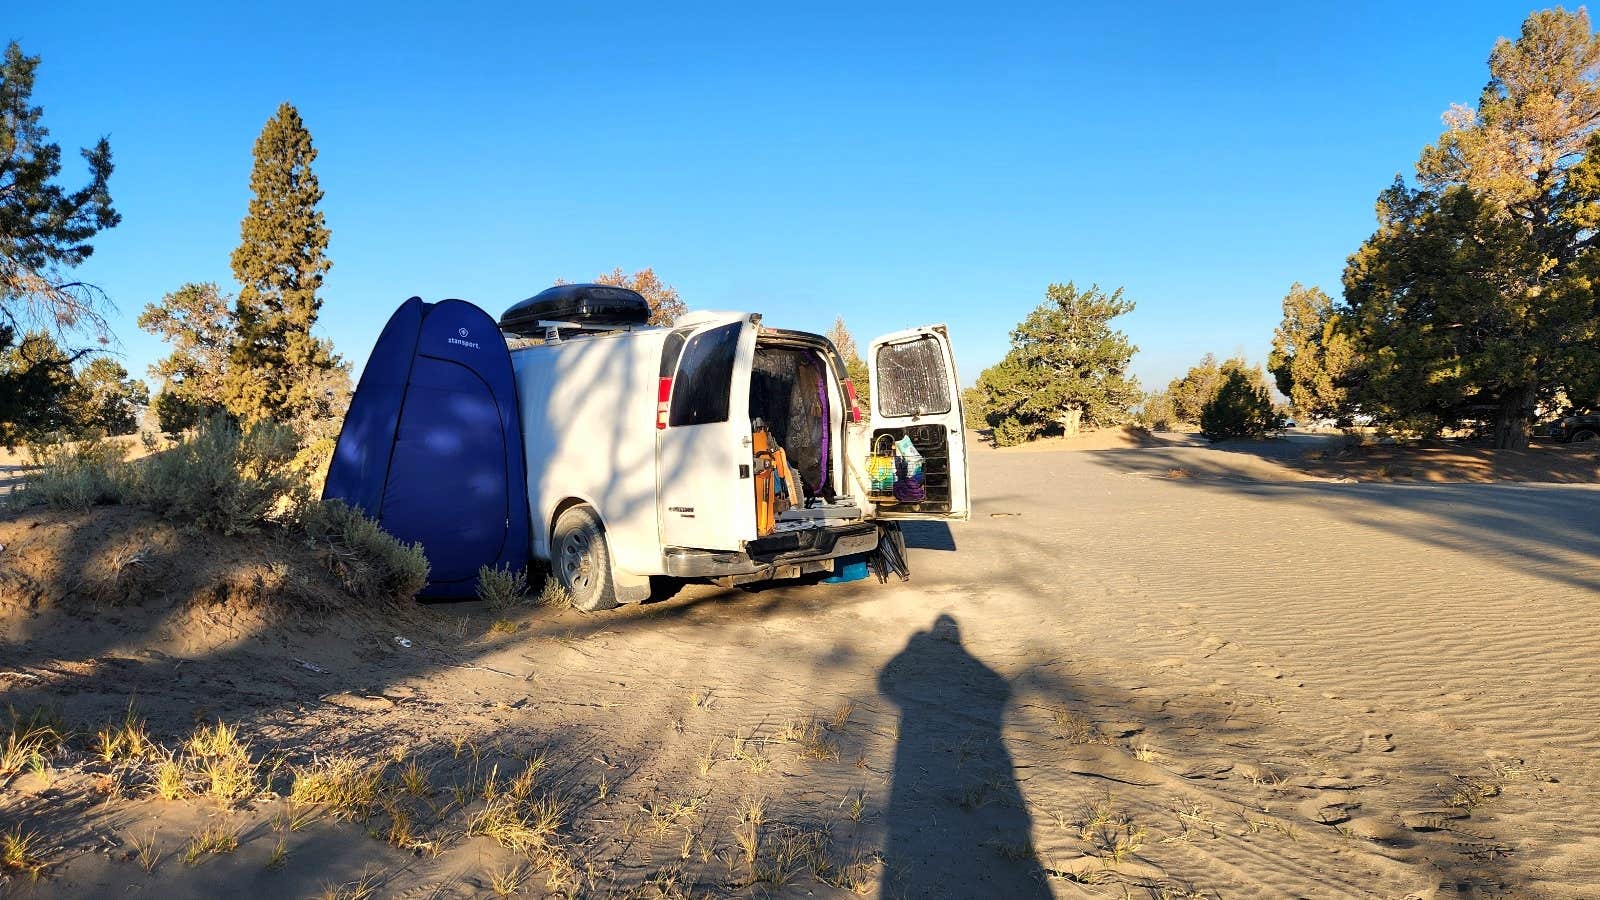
[877,613,1049,898]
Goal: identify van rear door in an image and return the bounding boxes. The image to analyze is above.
[657,316,759,550]
[866,325,970,520]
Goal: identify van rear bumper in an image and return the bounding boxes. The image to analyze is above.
[663,522,879,578]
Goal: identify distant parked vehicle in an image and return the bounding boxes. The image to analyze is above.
[1274,415,1297,429]
[1549,414,1600,443]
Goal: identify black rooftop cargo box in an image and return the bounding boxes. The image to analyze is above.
[500,284,650,335]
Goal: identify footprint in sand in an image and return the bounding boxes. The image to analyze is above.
[1325,730,1396,755]
[1299,795,1362,825]
[1180,759,1234,780]
[1399,808,1470,832]
[1340,816,1417,848]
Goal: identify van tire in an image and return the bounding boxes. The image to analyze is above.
[552,505,619,612]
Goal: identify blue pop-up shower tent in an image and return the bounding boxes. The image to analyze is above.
[323,297,530,598]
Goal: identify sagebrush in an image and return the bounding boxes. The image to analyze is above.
[23,417,302,534]
[476,564,528,609]
[21,418,430,602]
[299,499,429,601]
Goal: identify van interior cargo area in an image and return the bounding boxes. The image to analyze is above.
[750,346,835,503]
[871,424,953,514]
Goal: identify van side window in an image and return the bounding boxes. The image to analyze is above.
[669,323,742,426]
[659,330,688,377]
[876,336,951,417]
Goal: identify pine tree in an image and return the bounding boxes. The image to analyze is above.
[0,42,119,340]
[139,282,234,431]
[0,329,78,445]
[222,103,349,434]
[74,357,147,436]
[0,41,119,440]
[977,282,1141,446]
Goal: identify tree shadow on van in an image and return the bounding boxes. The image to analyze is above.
[877,613,1049,897]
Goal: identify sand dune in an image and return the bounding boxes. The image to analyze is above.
[2,444,1597,897]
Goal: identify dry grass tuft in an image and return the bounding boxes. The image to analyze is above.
[289,755,386,821]
[266,836,288,869]
[641,793,706,837]
[183,823,239,865]
[729,796,766,881]
[97,705,155,764]
[394,757,434,798]
[128,827,162,874]
[777,718,840,762]
[185,721,260,804]
[316,870,381,900]
[469,791,567,854]
[153,751,189,800]
[488,862,531,897]
[1049,708,1110,745]
[1080,795,1146,865]
[0,825,49,879]
[828,701,854,732]
[534,577,572,608]
[729,728,769,773]
[468,779,578,893]
[490,618,520,635]
[0,706,67,783]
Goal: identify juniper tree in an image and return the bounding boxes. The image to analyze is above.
[1268,283,1357,419]
[1200,370,1276,442]
[1164,353,1272,425]
[1344,8,1600,445]
[977,282,1141,446]
[222,103,349,435]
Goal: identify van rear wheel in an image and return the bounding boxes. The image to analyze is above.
[553,505,619,612]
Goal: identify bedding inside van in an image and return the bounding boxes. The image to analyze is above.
[750,347,834,501]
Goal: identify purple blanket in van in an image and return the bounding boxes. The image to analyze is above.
[816,351,830,492]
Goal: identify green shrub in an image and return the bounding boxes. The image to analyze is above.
[1200,371,1275,442]
[991,418,1033,447]
[961,386,988,432]
[476,564,528,609]
[298,499,429,601]
[1137,391,1176,431]
[127,416,304,535]
[20,439,130,509]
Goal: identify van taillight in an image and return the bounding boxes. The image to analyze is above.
[656,377,672,429]
[844,379,862,423]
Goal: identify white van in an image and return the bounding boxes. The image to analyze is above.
[501,285,969,610]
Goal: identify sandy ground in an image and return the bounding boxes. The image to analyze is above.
[3,441,1600,897]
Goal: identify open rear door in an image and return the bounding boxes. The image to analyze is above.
[657,315,760,549]
[866,324,970,520]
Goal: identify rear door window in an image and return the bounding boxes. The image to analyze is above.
[875,336,952,417]
[669,322,742,426]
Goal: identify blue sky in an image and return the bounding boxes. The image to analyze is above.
[11,1,1537,391]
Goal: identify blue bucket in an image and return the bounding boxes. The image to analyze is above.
[823,554,870,583]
